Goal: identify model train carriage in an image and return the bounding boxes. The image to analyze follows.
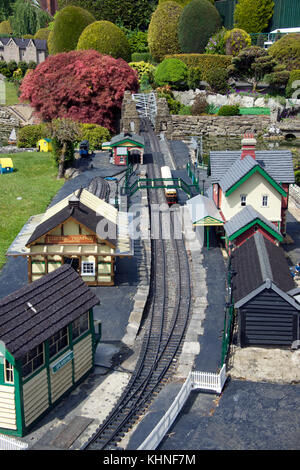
[161,166,177,205]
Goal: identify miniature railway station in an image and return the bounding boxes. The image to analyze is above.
[0,87,300,450]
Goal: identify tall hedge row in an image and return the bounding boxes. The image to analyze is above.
[178,0,222,54]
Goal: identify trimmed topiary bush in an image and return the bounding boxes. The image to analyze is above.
[187,66,202,89]
[17,124,48,148]
[148,1,183,63]
[268,34,300,71]
[34,28,51,40]
[77,21,131,62]
[224,28,251,56]
[218,104,239,116]
[78,123,111,150]
[234,0,274,34]
[286,70,300,98]
[165,53,232,81]
[48,6,95,55]
[154,57,188,89]
[205,67,229,94]
[178,0,222,54]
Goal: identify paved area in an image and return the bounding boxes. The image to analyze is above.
[159,379,300,450]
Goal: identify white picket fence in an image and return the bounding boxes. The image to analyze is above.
[0,434,28,450]
[138,365,227,450]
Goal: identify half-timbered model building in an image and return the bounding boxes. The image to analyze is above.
[230,232,300,349]
[209,134,295,252]
[109,132,145,166]
[7,187,133,286]
[0,265,100,437]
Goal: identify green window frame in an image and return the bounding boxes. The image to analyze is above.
[4,359,14,384]
[72,312,89,341]
[49,326,69,359]
[21,344,44,379]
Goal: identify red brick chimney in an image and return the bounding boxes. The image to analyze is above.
[241,133,256,160]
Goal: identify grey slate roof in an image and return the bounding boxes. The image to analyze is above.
[224,205,282,239]
[26,199,117,247]
[231,232,296,305]
[186,194,223,224]
[110,132,144,147]
[0,37,47,50]
[210,150,295,185]
[219,155,258,193]
[0,265,100,360]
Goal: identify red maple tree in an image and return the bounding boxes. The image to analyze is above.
[20,50,139,132]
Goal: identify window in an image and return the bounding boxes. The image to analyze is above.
[49,327,69,359]
[240,194,247,206]
[81,261,95,276]
[72,312,89,340]
[21,344,44,378]
[262,195,268,207]
[4,360,14,384]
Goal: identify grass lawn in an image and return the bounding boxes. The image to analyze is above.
[0,152,64,270]
[5,79,20,105]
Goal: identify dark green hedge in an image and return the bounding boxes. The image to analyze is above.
[178,0,222,54]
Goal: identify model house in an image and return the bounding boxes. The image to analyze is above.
[209,134,295,251]
[0,37,48,65]
[109,132,145,166]
[230,232,300,349]
[0,264,100,437]
[6,188,133,286]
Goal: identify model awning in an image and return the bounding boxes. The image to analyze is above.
[186,194,224,226]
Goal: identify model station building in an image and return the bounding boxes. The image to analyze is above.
[0,265,100,437]
[107,132,145,166]
[208,134,295,252]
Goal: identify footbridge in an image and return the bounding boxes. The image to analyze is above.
[132,92,158,127]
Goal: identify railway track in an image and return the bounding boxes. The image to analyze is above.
[82,119,192,450]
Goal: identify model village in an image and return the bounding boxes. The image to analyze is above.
[0,0,300,454]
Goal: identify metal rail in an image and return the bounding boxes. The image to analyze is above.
[82,119,192,450]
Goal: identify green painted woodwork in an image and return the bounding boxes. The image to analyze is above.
[225,165,287,198]
[0,309,97,437]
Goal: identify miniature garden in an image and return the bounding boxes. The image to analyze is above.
[0,0,300,268]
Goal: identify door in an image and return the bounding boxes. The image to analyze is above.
[64,257,80,273]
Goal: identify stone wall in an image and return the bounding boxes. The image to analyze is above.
[0,108,20,142]
[165,114,271,141]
